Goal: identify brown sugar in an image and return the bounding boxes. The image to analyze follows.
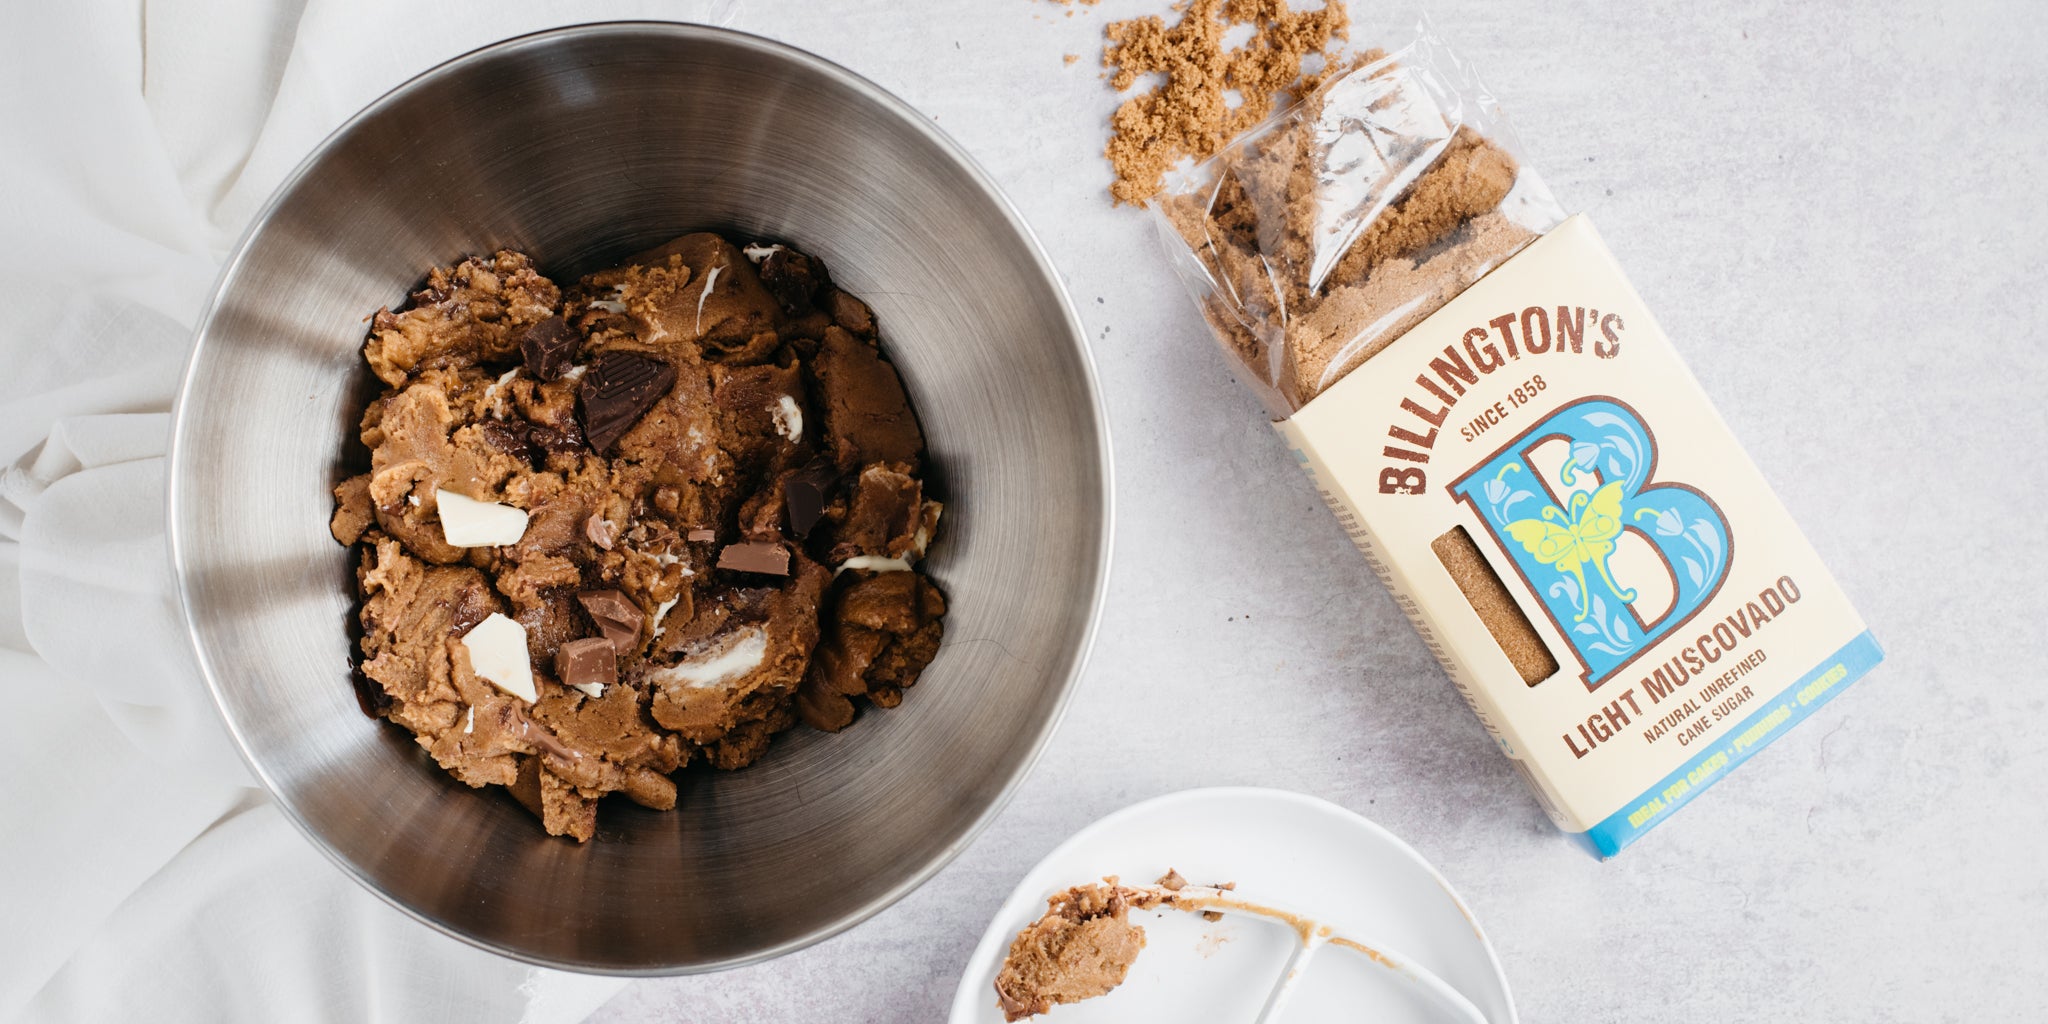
[1433,527,1559,684]
[1154,49,1544,411]
[1102,0,1350,205]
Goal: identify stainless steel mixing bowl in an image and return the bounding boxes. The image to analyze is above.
[167,23,1109,973]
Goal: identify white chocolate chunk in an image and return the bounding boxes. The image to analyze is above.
[742,243,783,263]
[833,502,936,575]
[571,681,604,699]
[649,628,768,689]
[649,596,680,642]
[435,489,529,547]
[590,285,630,314]
[770,395,803,441]
[694,265,722,335]
[834,555,912,576]
[460,613,536,702]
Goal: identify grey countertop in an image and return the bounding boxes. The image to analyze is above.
[595,1,2048,1019]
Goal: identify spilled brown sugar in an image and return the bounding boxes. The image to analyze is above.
[1102,0,1351,205]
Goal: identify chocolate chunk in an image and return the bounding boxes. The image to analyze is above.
[757,245,826,315]
[717,541,790,576]
[576,589,645,654]
[478,421,538,469]
[409,284,450,308]
[686,528,717,543]
[584,513,617,550]
[783,460,840,540]
[520,316,578,381]
[528,422,587,455]
[554,637,617,692]
[578,351,676,453]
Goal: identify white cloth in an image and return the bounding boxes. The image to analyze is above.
[0,0,734,1019]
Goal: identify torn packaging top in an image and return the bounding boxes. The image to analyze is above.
[1155,25,1881,857]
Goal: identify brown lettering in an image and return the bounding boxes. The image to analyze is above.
[1427,346,1479,396]
[1401,396,1450,428]
[1596,313,1625,358]
[1554,305,1585,354]
[1379,467,1426,494]
[1389,424,1439,448]
[1489,313,1521,359]
[1521,306,1553,354]
[1462,327,1504,372]
[1416,374,1458,407]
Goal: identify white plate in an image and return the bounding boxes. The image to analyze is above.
[949,788,1515,1024]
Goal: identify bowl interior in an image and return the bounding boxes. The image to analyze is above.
[170,24,1107,973]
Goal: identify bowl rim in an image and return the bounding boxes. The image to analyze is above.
[165,19,1115,976]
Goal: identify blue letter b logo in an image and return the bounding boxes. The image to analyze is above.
[1449,399,1732,689]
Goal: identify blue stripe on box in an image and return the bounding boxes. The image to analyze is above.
[1570,630,1885,859]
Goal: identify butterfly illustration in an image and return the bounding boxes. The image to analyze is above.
[1505,481,1636,620]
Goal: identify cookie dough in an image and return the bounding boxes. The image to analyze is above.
[331,234,948,840]
[994,881,1158,1022]
[993,873,1273,1020]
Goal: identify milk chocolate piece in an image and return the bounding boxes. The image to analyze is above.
[783,461,840,540]
[554,637,617,692]
[717,541,790,576]
[578,351,676,452]
[576,589,645,654]
[686,528,717,543]
[584,513,617,551]
[520,315,578,380]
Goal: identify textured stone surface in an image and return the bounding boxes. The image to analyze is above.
[594,0,2048,1020]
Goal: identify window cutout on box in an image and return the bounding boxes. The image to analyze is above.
[1432,526,1558,686]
